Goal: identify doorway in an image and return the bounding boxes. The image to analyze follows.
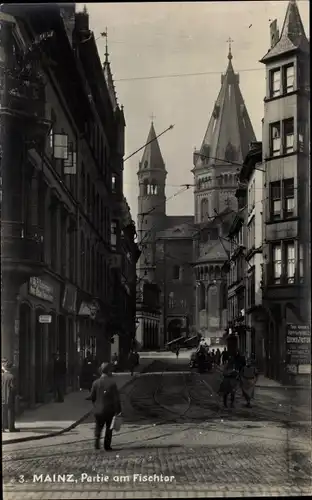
[19,303,32,403]
[35,308,45,403]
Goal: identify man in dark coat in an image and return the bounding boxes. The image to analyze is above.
[89,362,121,451]
[80,351,96,390]
[2,359,19,432]
[221,348,229,365]
[53,352,66,402]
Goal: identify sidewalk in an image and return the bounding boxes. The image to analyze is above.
[215,365,310,389]
[2,358,152,445]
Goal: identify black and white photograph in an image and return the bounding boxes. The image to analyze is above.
[1,1,311,498]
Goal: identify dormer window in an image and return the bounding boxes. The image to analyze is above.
[270,68,281,97]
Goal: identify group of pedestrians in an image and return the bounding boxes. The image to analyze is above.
[218,351,258,408]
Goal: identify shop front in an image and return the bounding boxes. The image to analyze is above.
[18,274,60,406]
[76,292,111,368]
[60,282,78,391]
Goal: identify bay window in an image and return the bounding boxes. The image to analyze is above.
[283,178,295,218]
[270,181,281,220]
[284,64,294,93]
[270,68,281,97]
[270,122,281,156]
[286,242,295,284]
[283,118,294,154]
[272,244,282,284]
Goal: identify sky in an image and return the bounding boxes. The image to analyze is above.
[77,1,309,225]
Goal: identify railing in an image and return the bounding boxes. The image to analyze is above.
[1,72,46,120]
[1,220,44,263]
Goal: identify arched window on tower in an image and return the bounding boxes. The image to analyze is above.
[142,179,148,196]
[200,198,209,222]
[150,180,158,195]
[199,282,205,310]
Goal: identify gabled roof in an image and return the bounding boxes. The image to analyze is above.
[195,239,229,264]
[194,48,256,170]
[260,0,309,63]
[157,222,196,239]
[139,122,166,171]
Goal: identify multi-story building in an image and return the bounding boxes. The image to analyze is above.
[226,199,246,356]
[109,197,140,364]
[1,4,134,407]
[260,0,310,382]
[234,141,265,368]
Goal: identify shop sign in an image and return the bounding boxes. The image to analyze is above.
[78,300,100,320]
[29,277,54,303]
[286,324,311,373]
[62,284,77,313]
[39,315,52,324]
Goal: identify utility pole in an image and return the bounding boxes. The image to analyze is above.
[162,239,167,347]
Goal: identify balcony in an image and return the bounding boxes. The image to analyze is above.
[1,221,45,280]
[0,71,51,137]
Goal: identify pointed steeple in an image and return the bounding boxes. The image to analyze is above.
[139,122,166,171]
[102,29,118,112]
[194,48,256,170]
[261,0,309,62]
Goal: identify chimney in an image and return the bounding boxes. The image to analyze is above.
[75,9,89,34]
[270,19,279,48]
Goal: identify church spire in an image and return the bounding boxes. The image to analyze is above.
[193,48,256,170]
[227,37,233,61]
[102,29,118,111]
[139,121,166,172]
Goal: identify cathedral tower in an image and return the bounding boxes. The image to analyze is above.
[137,122,167,283]
[192,45,256,223]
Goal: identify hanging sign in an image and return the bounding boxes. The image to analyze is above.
[39,315,52,324]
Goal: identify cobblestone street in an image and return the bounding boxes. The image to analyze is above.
[3,358,311,498]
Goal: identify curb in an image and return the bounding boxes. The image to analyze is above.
[3,362,154,446]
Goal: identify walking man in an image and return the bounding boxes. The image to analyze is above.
[53,352,66,402]
[89,362,121,451]
[240,358,258,408]
[221,347,229,365]
[2,359,19,432]
[176,346,180,360]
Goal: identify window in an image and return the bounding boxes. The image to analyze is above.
[272,244,282,284]
[80,232,85,289]
[270,181,281,220]
[112,174,116,193]
[111,220,117,248]
[80,163,85,207]
[169,292,175,308]
[247,217,255,251]
[283,118,294,154]
[286,242,295,284]
[298,122,305,152]
[283,178,295,218]
[299,244,304,283]
[270,122,281,156]
[247,270,255,308]
[200,198,209,222]
[173,265,180,280]
[270,69,281,97]
[284,64,294,93]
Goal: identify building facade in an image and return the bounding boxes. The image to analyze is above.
[1,4,134,407]
[260,0,310,382]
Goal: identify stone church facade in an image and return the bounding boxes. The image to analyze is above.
[136,48,256,349]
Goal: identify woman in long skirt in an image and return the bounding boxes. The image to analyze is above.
[219,359,239,408]
[240,359,258,407]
